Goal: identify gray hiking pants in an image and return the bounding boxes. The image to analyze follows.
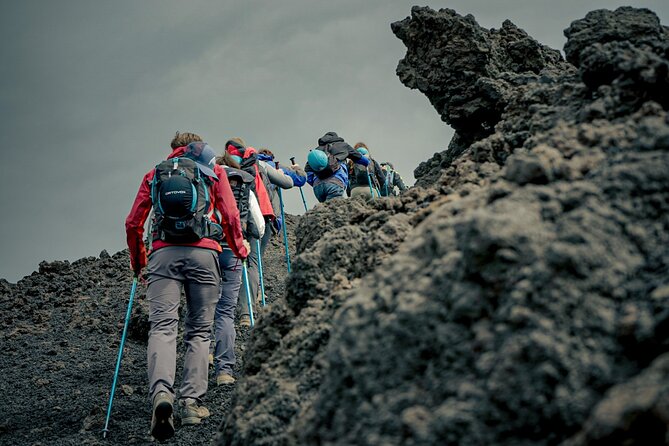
[145,246,221,403]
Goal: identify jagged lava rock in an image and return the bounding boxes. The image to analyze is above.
[219,5,669,446]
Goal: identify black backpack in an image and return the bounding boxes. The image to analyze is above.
[313,145,341,180]
[150,157,222,243]
[224,166,262,239]
[351,162,370,187]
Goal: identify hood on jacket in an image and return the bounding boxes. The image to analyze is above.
[224,166,255,184]
[257,153,274,163]
[225,139,245,157]
[168,144,218,179]
[239,151,258,173]
[318,132,344,146]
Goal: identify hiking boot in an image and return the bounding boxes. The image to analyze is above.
[216,373,236,386]
[239,314,251,327]
[151,391,174,441]
[208,353,214,366]
[179,399,210,426]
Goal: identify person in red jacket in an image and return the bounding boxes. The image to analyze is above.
[125,131,249,441]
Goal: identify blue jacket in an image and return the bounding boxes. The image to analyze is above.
[256,153,307,188]
[307,162,351,187]
[305,132,368,188]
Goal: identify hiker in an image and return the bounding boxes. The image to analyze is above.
[379,162,409,196]
[225,139,277,327]
[304,131,369,202]
[347,142,386,198]
[125,131,249,442]
[257,147,306,253]
[209,152,264,385]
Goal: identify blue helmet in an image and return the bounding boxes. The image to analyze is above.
[308,149,329,172]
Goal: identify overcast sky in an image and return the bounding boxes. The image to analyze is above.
[1,1,667,283]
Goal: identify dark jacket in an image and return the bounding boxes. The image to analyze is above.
[349,158,386,192]
[379,166,408,196]
[318,132,364,163]
[305,132,369,187]
[223,167,262,239]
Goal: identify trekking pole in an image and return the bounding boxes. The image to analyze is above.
[385,170,393,197]
[371,166,383,198]
[102,275,138,438]
[290,156,309,212]
[256,239,266,307]
[365,169,377,199]
[242,260,255,327]
[275,162,292,273]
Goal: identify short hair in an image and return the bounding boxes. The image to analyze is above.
[171,131,202,149]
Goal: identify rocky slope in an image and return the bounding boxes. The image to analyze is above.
[218,6,669,446]
[0,214,297,446]
[1,6,667,446]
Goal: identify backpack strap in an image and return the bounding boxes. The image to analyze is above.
[150,170,159,211]
[190,164,201,214]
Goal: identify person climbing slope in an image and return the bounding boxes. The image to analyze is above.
[304,131,369,203]
[257,147,306,257]
[125,131,249,442]
[224,138,275,327]
[209,152,264,386]
[347,142,386,198]
[379,161,409,196]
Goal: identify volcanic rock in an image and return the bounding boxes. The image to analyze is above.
[218,6,669,446]
[0,217,297,445]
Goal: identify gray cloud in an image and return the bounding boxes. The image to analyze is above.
[1,0,667,282]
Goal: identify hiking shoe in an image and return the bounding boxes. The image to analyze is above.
[179,399,210,426]
[239,315,251,327]
[151,391,174,441]
[216,373,236,386]
[208,353,214,366]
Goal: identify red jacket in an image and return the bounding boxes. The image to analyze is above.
[125,146,249,272]
[227,145,275,220]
